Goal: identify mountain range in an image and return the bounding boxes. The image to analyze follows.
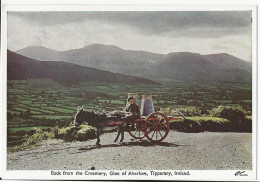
[7,50,156,85]
[16,44,163,78]
[12,44,252,83]
[147,52,251,82]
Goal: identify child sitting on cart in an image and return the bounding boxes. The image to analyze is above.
[124,97,140,130]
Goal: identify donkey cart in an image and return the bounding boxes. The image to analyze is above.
[106,112,183,142]
[74,93,185,144]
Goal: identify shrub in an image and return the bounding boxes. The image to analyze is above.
[57,126,75,140]
[210,105,251,132]
[57,124,96,142]
[243,115,252,132]
[160,107,202,117]
[23,131,49,146]
[161,105,251,133]
[8,127,52,152]
[245,115,252,120]
[28,127,44,135]
[210,105,246,120]
[170,117,230,132]
[75,125,96,141]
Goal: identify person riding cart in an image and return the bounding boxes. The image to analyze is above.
[124,97,140,130]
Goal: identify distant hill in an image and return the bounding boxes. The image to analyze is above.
[146,52,252,82]
[7,50,157,85]
[16,44,163,78]
[16,44,252,82]
[203,53,252,73]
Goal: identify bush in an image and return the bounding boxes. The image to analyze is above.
[23,131,49,146]
[8,128,52,152]
[76,125,96,141]
[245,116,252,120]
[162,105,251,133]
[170,117,230,132]
[243,116,252,132]
[28,127,44,135]
[210,105,251,132]
[160,107,202,117]
[57,124,96,142]
[210,105,246,120]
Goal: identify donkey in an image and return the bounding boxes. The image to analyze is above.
[74,106,125,145]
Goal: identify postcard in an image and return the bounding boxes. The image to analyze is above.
[0,1,258,181]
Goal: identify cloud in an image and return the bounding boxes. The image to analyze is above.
[9,11,252,36]
[7,11,252,61]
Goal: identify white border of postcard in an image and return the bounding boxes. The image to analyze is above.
[0,0,258,181]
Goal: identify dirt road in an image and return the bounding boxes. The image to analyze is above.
[7,131,252,170]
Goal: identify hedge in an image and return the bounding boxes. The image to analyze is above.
[170,116,251,133]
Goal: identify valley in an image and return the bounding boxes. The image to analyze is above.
[7,79,252,146]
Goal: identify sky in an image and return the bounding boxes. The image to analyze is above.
[7,11,252,61]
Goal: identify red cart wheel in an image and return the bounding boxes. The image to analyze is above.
[128,121,145,139]
[144,112,169,142]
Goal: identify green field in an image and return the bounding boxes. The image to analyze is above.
[10,126,52,132]
[7,79,252,146]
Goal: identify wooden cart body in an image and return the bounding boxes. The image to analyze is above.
[105,112,184,142]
